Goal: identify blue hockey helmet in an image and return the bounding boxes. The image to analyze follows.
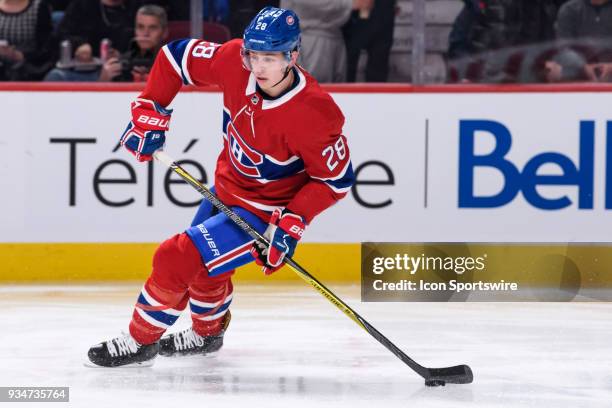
[243,7,301,56]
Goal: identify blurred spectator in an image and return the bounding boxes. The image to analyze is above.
[57,0,140,58]
[546,0,612,82]
[45,4,167,81]
[103,4,167,81]
[447,0,567,83]
[281,0,369,83]
[204,0,229,23]
[0,0,55,80]
[47,0,70,10]
[448,0,488,60]
[344,0,395,82]
[46,0,70,32]
[228,0,279,38]
[520,0,567,44]
[149,0,187,20]
[556,0,612,38]
[153,0,229,22]
[448,0,564,60]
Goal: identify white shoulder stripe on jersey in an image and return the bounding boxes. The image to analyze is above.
[162,45,182,79]
[181,39,198,85]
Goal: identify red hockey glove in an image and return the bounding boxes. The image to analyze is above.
[119,98,172,162]
[250,208,306,275]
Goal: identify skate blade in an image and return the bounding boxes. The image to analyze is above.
[83,359,155,368]
[159,349,221,358]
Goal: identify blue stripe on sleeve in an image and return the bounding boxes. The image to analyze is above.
[325,162,356,192]
[165,39,192,85]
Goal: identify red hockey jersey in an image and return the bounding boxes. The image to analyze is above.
[139,38,355,223]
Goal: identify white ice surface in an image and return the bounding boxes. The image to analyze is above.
[0,284,610,408]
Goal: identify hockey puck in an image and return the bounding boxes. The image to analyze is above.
[424,379,446,387]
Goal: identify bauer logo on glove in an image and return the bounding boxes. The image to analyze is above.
[120,98,173,162]
[135,115,170,128]
[250,208,306,275]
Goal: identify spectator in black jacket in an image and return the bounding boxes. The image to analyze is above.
[100,4,167,81]
[227,0,279,38]
[45,4,166,81]
[344,0,396,82]
[0,0,55,80]
[448,0,565,59]
[57,0,140,60]
[447,0,567,83]
[556,0,612,39]
[547,0,612,81]
[46,0,69,10]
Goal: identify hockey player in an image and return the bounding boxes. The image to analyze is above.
[87,6,355,367]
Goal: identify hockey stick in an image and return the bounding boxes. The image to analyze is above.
[154,150,473,387]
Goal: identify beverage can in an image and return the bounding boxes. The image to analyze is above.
[100,38,111,62]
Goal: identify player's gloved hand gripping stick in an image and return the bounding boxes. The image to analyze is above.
[250,208,306,275]
[154,150,473,387]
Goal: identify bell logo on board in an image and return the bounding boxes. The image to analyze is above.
[458,119,612,210]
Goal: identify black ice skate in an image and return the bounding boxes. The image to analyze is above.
[87,332,159,367]
[159,311,231,357]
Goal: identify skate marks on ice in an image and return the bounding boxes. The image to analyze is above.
[0,284,610,407]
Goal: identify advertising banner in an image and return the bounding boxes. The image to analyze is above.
[1,90,611,243]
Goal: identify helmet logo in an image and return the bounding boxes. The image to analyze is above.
[286,15,295,25]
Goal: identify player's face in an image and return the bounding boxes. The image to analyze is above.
[242,49,296,91]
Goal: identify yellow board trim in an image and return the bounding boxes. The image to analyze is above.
[3,243,612,287]
[0,243,360,283]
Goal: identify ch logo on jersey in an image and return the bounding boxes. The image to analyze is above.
[227,122,264,178]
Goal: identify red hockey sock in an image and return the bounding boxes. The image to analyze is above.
[129,233,204,344]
